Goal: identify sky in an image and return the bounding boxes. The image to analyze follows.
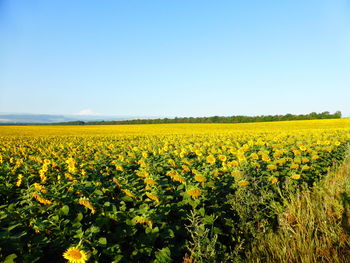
[1,0,350,117]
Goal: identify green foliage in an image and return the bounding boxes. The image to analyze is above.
[246,149,350,262]
[85,111,342,125]
[185,210,218,263]
[0,126,349,262]
[32,111,343,126]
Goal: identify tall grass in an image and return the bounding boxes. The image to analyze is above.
[246,148,350,263]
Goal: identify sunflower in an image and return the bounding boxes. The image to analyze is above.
[290,163,299,169]
[206,155,216,164]
[238,180,250,187]
[218,154,227,162]
[194,174,207,182]
[79,197,95,214]
[268,177,278,184]
[267,164,277,171]
[291,174,301,180]
[250,153,259,160]
[187,188,202,199]
[63,247,88,263]
[144,178,157,186]
[145,192,160,203]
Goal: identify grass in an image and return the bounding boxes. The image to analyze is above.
[246,148,350,263]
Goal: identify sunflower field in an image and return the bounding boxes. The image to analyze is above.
[1,119,350,262]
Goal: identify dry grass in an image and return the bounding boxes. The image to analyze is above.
[246,149,350,263]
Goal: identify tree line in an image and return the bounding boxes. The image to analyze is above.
[83,111,342,125]
[0,111,342,126]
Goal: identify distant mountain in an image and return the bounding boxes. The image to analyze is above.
[0,113,155,124]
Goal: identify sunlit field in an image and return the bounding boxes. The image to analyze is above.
[1,119,350,137]
[1,119,350,262]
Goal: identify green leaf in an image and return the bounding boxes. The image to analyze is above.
[199,207,205,217]
[73,229,84,239]
[177,185,184,191]
[8,223,22,232]
[90,225,100,233]
[94,189,103,195]
[4,254,17,263]
[98,237,107,245]
[61,205,69,216]
[112,255,124,263]
[75,213,83,222]
[154,247,171,263]
[203,214,215,225]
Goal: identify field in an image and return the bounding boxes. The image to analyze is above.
[1,119,350,262]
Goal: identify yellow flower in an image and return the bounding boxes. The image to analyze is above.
[115,164,124,171]
[168,159,176,167]
[227,160,239,167]
[39,170,47,183]
[182,165,191,173]
[172,175,186,184]
[299,145,306,151]
[138,159,147,168]
[34,183,47,193]
[112,177,122,187]
[134,216,153,228]
[238,180,250,187]
[276,158,286,166]
[311,155,319,160]
[213,169,220,176]
[144,178,157,186]
[293,150,301,156]
[261,154,270,162]
[32,192,52,205]
[301,165,310,171]
[66,158,77,173]
[291,174,301,180]
[218,155,227,162]
[194,174,207,182]
[136,170,149,178]
[268,177,278,184]
[121,189,137,199]
[294,158,302,164]
[187,188,202,199]
[290,163,299,169]
[231,170,242,177]
[206,155,216,164]
[302,157,309,163]
[145,192,160,202]
[79,197,95,214]
[63,247,88,263]
[267,164,277,171]
[250,153,259,160]
[195,150,202,156]
[16,174,23,187]
[236,153,246,162]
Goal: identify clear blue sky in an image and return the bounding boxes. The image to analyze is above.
[1,0,350,117]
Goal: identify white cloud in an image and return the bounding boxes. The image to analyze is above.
[77,109,97,116]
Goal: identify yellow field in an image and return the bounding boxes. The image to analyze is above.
[1,118,350,137]
[1,119,350,262]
